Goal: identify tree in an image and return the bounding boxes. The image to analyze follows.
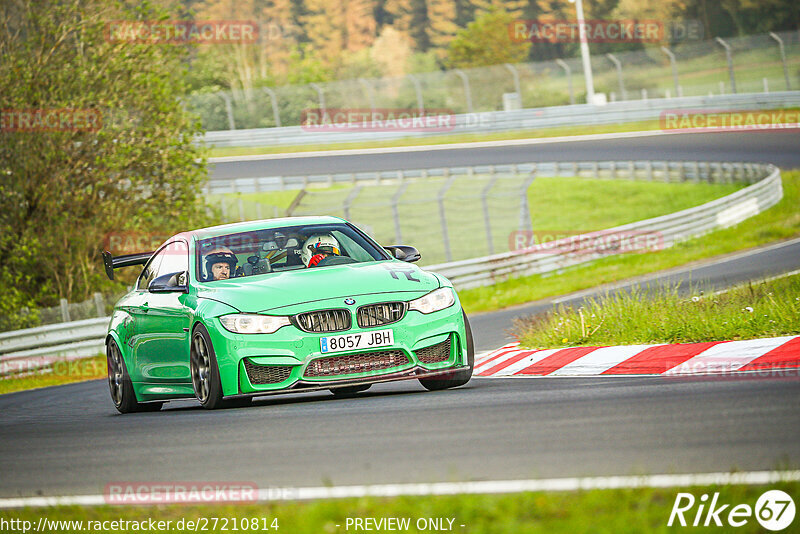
[445,8,531,68]
[426,0,460,55]
[470,0,526,18]
[303,0,347,65]
[0,0,210,330]
[347,0,378,51]
[371,26,415,77]
[385,0,430,50]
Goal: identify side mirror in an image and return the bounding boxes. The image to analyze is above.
[385,245,421,263]
[149,271,189,293]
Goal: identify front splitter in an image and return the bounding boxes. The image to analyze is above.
[225,365,471,400]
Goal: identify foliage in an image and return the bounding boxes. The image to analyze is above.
[445,8,531,68]
[0,0,212,330]
[371,26,415,77]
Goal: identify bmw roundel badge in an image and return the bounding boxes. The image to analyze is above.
[344,298,356,305]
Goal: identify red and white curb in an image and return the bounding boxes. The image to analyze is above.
[475,336,800,377]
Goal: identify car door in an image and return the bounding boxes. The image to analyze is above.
[136,240,193,383]
[124,249,164,382]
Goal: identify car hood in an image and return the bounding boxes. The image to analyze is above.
[195,261,440,314]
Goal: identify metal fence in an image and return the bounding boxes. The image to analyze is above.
[191,30,800,132]
[428,162,782,289]
[209,159,775,267]
[6,291,127,334]
[202,90,800,148]
[0,160,781,371]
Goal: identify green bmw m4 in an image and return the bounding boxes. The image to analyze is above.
[102,216,474,413]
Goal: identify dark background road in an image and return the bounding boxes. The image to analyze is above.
[209,130,800,179]
[1,374,798,498]
[1,130,799,499]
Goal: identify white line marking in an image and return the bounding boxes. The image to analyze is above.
[501,349,562,376]
[664,336,798,375]
[473,350,494,366]
[473,346,521,374]
[549,344,660,376]
[2,471,797,508]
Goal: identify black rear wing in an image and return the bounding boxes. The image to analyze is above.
[102,250,153,280]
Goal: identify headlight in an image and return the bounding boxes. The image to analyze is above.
[408,288,455,314]
[219,314,291,334]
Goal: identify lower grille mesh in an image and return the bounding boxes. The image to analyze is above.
[415,337,452,364]
[305,350,408,377]
[244,359,293,385]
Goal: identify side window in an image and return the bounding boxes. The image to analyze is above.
[155,240,189,284]
[136,250,165,291]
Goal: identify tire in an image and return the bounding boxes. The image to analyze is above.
[107,338,162,414]
[418,311,475,392]
[330,384,371,397]
[190,324,247,410]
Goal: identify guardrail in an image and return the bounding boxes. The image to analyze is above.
[0,160,782,375]
[427,162,782,288]
[202,91,800,148]
[0,317,108,376]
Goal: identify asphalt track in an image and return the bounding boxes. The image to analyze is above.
[209,130,800,179]
[1,130,799,499]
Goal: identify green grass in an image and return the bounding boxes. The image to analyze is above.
[2,482,797,533]
[515,274,800,349]
[0,354,105,395]
[458,170,800,314]
[206,188,301,219]
[227,176,742,266]
[525,178,740,231]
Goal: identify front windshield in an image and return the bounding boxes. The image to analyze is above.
[196,223,388,282]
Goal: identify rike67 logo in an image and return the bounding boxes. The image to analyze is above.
[668,490,795,530]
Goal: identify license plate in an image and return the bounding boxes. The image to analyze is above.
[320,329,394,353]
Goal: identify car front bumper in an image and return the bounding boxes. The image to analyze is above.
[205,296,469,397]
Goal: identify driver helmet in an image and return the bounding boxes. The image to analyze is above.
[302,234,340,267]
[204,246,237,280]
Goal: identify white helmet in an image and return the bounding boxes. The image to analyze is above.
[302,234,340,266]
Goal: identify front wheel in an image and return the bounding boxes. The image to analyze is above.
[418,311,474,391]
[107,338,162,414]
[191,324,249,410]
[191,325,227,409]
